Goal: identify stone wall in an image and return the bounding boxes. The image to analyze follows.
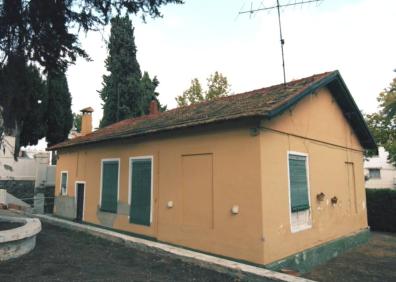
[0,180,34,205]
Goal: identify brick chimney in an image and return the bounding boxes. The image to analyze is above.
[80,107,94,136]
[149,100,159,115]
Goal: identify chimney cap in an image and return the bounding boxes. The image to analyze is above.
[81,107,94,113]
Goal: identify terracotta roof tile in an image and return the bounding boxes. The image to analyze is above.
[49,71,335,150]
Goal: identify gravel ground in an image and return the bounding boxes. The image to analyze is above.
[304,232,396,282]
[0,223,251,282]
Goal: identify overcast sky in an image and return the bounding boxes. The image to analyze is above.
[62,0,396,135]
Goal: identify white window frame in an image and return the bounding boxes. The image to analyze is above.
[60,171,68,196]
[128,156,154,224]
[99,158,121,210]
[287,151,312,233]
[74,181,86,221]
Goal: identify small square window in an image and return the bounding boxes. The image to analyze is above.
[369,168,381,179]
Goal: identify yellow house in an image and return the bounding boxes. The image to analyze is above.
[49,71,376,272]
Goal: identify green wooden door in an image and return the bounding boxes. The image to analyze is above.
[130,159,152,226]
[101,161,119,213]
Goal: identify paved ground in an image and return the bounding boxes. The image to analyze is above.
[0,222,255,282]
[304,232,396,282]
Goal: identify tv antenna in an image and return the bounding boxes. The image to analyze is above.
[239,0,322,85]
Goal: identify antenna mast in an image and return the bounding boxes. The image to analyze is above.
[239,0,322,85]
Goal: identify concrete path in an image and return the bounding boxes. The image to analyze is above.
[33,213,314,282]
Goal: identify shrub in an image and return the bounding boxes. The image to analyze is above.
[366,189,396,232]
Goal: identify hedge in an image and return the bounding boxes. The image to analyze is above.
[366,189,396,233]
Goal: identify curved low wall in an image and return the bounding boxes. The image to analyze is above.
[0,216,41,261]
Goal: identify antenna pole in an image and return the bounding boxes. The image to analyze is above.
[276,0,286,85]
[239,0,322,86]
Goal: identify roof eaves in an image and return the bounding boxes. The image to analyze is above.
[49,113,265,151]
[327,73,377,150]
[267,71,339,119]
[266,70,376,150]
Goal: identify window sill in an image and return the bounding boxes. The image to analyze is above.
[291,223,312,233]
[99,208,117,214]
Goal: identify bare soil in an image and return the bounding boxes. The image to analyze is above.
[0,223,260,282]
[304,232,396,282]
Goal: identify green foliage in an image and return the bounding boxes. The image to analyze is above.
[99,16,164,127]
[0,54,47,158]
[206,71,231,100]
[366,189,396,233]
[175,71,231,107]
[0,0,182,152]
[0,0,183,73]
[100,16,142,127]
[365,77,396,165]
[73,113,82,132]
[46,71,73,146]
[175,78,204,107]
[19,66,48,147]
[141,72,167,114]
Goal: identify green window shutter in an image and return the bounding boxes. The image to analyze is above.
[130,159,152,226]
[101,161,119,213]
[289,154,310,212]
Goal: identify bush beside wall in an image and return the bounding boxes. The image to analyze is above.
[366,189,396,232]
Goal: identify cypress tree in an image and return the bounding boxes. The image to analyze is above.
[141,71,167,114]
[99,16,142,128]
[46,71,73,147]
[99,16,166,127]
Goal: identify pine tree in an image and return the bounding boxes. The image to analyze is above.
[46,71,73,146]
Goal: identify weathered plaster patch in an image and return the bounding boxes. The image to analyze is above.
[96,206,117,228]
[117,202,130,216]
[54,196,76,219]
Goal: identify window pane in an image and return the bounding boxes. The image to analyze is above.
[61,172,67,194]
[369,169,380,179]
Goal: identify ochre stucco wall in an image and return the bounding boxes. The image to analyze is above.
[259,87,367,264]
[54,124,265,264]
[54,86,368,266]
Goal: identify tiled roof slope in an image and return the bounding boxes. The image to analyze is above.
[49,71,376,150]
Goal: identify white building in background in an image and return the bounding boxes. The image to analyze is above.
[0,136,54,187]
[364,147,396,189]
